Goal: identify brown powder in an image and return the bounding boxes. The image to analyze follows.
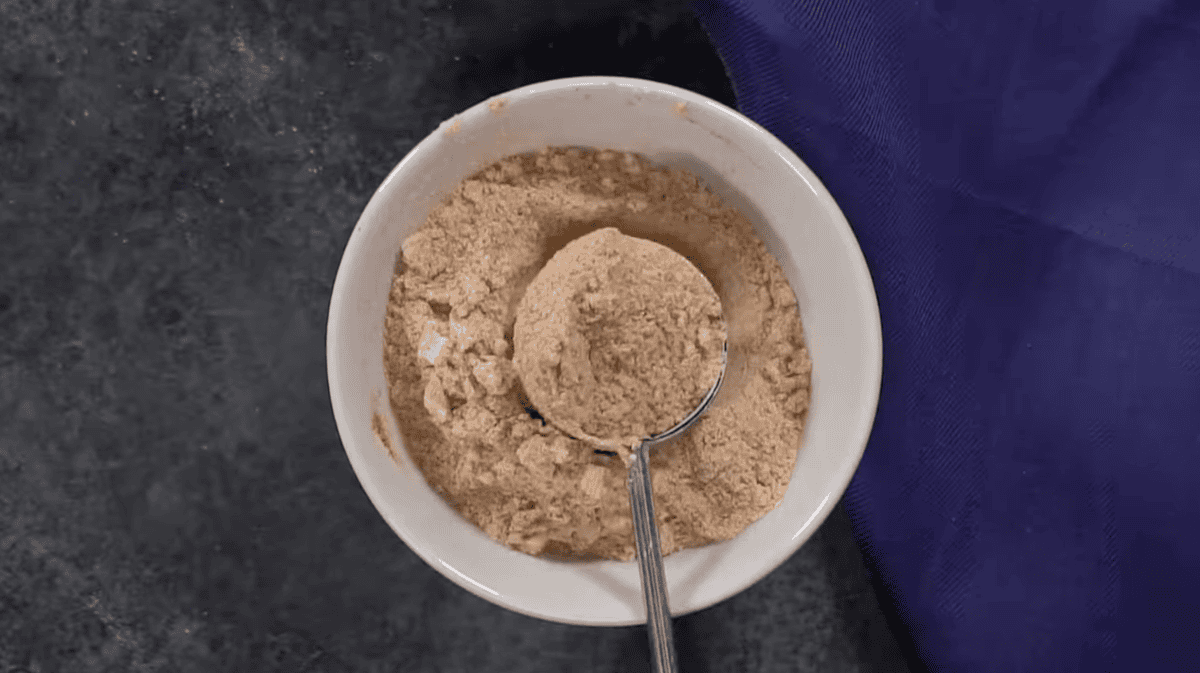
[513,227,726,452]
[371,411,396,462]
[382,147,812,560]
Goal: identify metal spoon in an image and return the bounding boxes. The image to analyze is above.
[530,341,727,673]
[625,341,727,673]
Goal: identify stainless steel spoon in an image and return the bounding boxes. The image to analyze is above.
[624,342,727,673]
[535,342,727,672]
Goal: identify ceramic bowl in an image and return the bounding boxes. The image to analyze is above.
[326,76,882,626]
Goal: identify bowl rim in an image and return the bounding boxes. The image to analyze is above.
[327,75,883,625]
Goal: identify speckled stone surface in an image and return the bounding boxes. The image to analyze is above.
[0,1,915,671]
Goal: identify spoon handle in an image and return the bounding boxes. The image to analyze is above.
[628,443,679,673]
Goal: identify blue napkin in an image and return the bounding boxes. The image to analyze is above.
[692,1,1200,670]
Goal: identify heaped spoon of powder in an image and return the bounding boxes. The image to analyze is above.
[513,227,728,673]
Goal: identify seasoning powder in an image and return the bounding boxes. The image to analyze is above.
[383,147,812,561]
[513,226,726,454]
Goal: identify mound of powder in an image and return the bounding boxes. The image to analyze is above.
[513,227,726,451]
[383,147,811,561]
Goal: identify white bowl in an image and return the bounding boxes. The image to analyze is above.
[327,76,882,626]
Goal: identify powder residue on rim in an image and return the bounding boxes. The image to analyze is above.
[372,411,397,462]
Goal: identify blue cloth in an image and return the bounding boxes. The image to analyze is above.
[692,1,1200,670]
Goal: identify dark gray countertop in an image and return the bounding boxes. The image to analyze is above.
[0,1,915,670]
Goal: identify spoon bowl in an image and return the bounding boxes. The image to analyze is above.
[646,342,728,444]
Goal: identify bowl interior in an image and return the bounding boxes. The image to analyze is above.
[327,76,882,626]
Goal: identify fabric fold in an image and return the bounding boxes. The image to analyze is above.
[693,1,1200,670]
